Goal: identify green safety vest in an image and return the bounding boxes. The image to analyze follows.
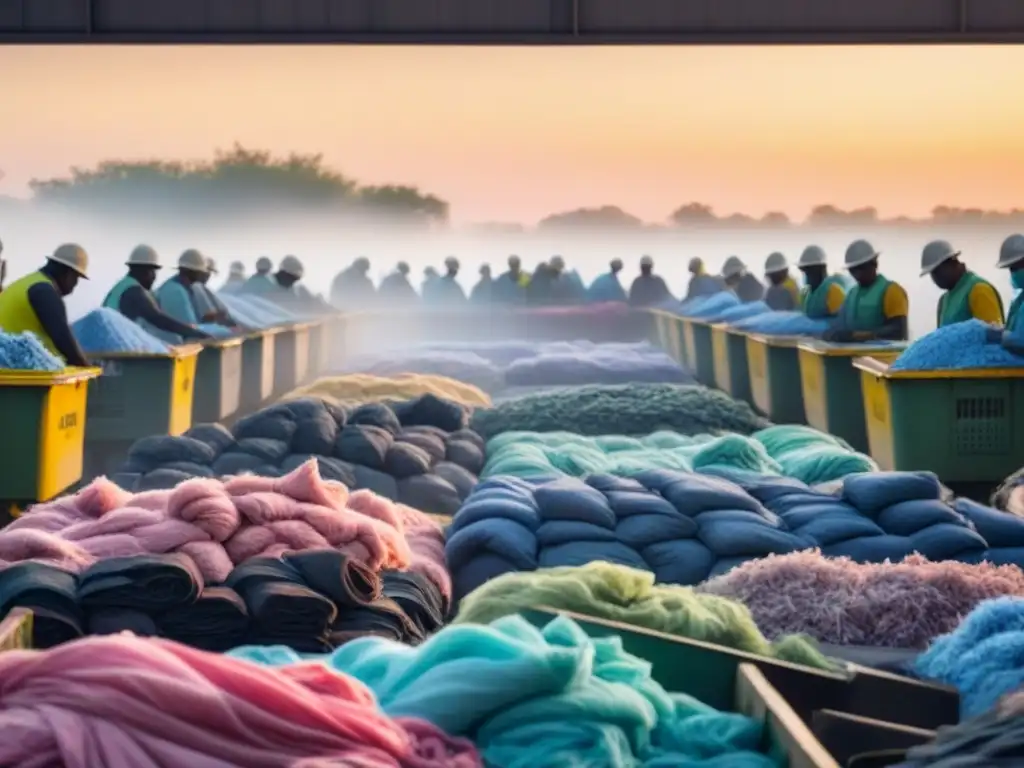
[1007,293,1024,334]
[937,271,1004,327]
[838,275,893,332]
[0,271,62,358]
[800,274,848,319]
[107,272,183,342]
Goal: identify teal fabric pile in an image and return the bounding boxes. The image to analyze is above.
[481,424,875,485]
[230,613,779,768]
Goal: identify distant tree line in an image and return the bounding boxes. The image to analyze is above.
[17,144,449,227]
[4,146,1022,231]
[538,202,1024,231]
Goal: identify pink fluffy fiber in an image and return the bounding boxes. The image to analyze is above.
[0,633,480,768]
[699,549,1024,649]
[0,459,450,598]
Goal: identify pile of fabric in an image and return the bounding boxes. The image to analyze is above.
[703,300,771,324]
[231,613,783,768]
[729,310,830,336]
[914,597,1024,718]
[699,551,1024,650]
[0,329,64,371]
[342,340,693,393]
[117,395,485,516]
[0,458,449,595]
[72,308,171,354]
[0,549,445,651]
[445,468,1024,600]
[218,293,299,328]
[470,383,770,439]
[481,425,876,485]
[992,466,1024,516]
[453,561,834,670]
[286,372,492,408]
[895,685,1024,765]
[891,319,1024,371]
[678,292,740,318]
[0,633,481,768]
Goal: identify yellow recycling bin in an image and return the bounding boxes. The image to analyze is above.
[0,366,101,513]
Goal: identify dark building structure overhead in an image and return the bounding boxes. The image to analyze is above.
[1,0,1023,43]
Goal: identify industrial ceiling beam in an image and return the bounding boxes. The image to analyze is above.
[1,0,1023,44]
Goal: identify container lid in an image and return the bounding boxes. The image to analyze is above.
[0,365,102,386]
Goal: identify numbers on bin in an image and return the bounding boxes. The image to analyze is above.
[58,412,77,430]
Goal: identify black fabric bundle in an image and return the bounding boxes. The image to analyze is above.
[0,549,447,652]
[116,395,485,516]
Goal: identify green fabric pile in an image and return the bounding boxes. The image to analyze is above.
[470,383,770,440]
[454,561,837,671]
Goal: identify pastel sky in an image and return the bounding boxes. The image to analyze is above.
[2,44,1023,225]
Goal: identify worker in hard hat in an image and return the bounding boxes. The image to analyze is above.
[721,256,765,303]
[330,256,376,309]
[628,255,673,308]
[587,258,627,303]
[763,252,801,311]
[379,261,418,303]
[221,261,246,294]
[492,255,528,303]
[429,256,467,304]
[154,249,219,338]
[242,256,275,295]
[103,245,212,342]
[193,258,241,329]
[470,264,494,304]
[920,240,1003,329]
[825,240,909,342]
[0,243,91,366]
[526,260,556,305]
[797,245,849,319]
[684,257,724,302]
[986,235,1024,348]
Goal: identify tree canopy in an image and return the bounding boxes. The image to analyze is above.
[26,145,449,225]
[16,147,1024,230]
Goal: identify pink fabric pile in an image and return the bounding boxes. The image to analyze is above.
[0,459,450,598]
[699,549,1024,649]
[0,633,480,768]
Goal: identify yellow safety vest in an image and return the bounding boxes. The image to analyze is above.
[0,271,62,358]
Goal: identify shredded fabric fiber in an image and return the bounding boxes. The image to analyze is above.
[470,383,770,440]
[891,319,1024,371]
[286,373,492,408]
[71,308,170,354]
[0,330,64,371]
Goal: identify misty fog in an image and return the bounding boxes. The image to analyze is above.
[0,205,1017,342]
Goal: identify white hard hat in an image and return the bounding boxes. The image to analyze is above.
[640,255,654,268]
[178,249,208,273]
[920,240,960,277]
[48,243,89,279]
[255,256,273,272]
[229,260,245,276]
[205,257,218,275]
[998,234,1024,269]
[798,245,828,269]
[722,255,746,278]
[764,252,788,274]
[126,244,160,268]
[844,240,879,270]
[550,255,565,270]
[279,255,304,278]
[444,256,459,269]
